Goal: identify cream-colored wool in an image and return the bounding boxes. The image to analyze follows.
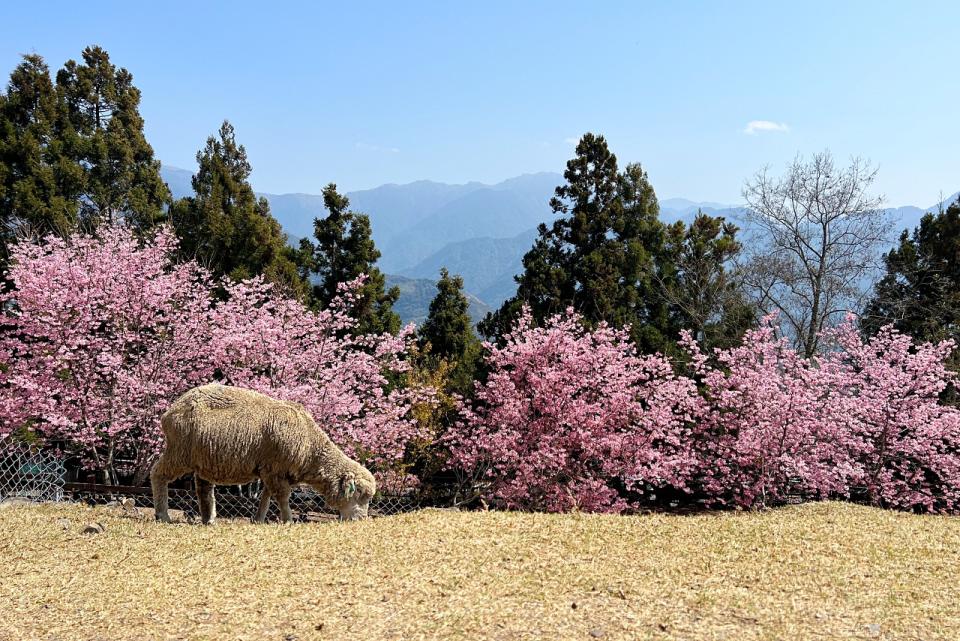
[150,383,376,524]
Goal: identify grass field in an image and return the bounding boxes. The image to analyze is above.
[0,501,957,641]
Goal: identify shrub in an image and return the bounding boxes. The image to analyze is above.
[448,308,702,513]
[819,320,960,512]
[454,310,960,514]
[680,319,854,508]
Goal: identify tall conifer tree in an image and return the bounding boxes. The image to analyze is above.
[0,54,84,267]
[170,121,303,294]
[298,183,400,334]
[419,268,481,390]
[480,133,677,353]
[864,199,960,348]
[56,45,169,229]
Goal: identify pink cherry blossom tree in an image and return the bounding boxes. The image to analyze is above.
[680,318,855,509]
[0,226,214,483]
[448,308,703,513]
[0,225,431,490]
[681,315,960,512]
[818,320,960,512]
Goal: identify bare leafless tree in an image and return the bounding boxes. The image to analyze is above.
[741,151,891,357]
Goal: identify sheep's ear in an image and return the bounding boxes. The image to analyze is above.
[340,475,356,499]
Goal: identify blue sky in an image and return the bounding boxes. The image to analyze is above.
[2,1,958,205]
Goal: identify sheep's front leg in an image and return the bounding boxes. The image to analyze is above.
[254,488,272,523]
[150,454,186,523]
[195,476,216,525]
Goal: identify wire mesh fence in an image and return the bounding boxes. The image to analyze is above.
[65,481,418,521]
[0,449,417,520]
[0,448,66,503]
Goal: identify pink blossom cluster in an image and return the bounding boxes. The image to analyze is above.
[448,308,703,513]
[0,226,427,488]
[819,320,960,511]
[680,319,851,508]
[449,309,960,514]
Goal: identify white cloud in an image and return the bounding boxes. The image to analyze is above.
[563,137,579,145]
[355,141,400,153]
[743,120,790,135]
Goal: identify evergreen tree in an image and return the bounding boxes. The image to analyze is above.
[56,45,169,229]
[662,212,754,351]
[298,183,400,334]
[863,199,960,348]
[419,268,481,390]
[170,121,303,294]
[420,268,478,358]
[480,133,676,353]
[0,54,84,266]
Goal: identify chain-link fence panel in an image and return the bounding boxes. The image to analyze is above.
[66,478,418,522]
[0,448,65,503]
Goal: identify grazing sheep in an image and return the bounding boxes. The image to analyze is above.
[150,383,376,524]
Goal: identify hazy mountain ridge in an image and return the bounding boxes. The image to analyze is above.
[160,165,959,326]
[386,274,492,326]
[162,165,562,321]
[400,228,541,306]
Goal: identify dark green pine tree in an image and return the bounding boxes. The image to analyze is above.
[662,211,754,351]
[863,198,960,351]
[56,45,169,230]
[170,120,304,295]
[480,133,677,353]
[298,183,400,335]
[419,268,481,390]
[0,54,84,263]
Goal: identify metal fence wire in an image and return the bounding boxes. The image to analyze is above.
[0,449,416,520]
[0,448,66,503]
[68,482,418,521]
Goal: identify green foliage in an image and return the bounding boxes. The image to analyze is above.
[0,54,81,266]
[863,198,960,361]
[419,268,482,393]
[170,121,303,296]
[420,268,478,358]
[481,134,753,354]
[663,211,755,352]
[298,183,400,334]
[56,46,169,230]
[0,47,171,271]
[480,133,677,353]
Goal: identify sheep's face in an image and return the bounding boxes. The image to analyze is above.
[337,493,371,521]
[318,471,375,521]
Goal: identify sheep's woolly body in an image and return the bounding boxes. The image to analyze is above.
[151,383,376,523]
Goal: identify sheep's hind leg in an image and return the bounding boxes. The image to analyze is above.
[195,476,217,525]
[254,487,272,523]
[150,454,187,523]
[277,484,293,524]
[264,477,293,523]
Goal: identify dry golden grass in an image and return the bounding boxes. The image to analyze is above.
[0,501,957,641]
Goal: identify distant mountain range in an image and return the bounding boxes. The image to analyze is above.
[386,275,492,326]
[162,166,563,323]
[160,165,958,326]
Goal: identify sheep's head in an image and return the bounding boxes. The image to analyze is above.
[321,465,376,521]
